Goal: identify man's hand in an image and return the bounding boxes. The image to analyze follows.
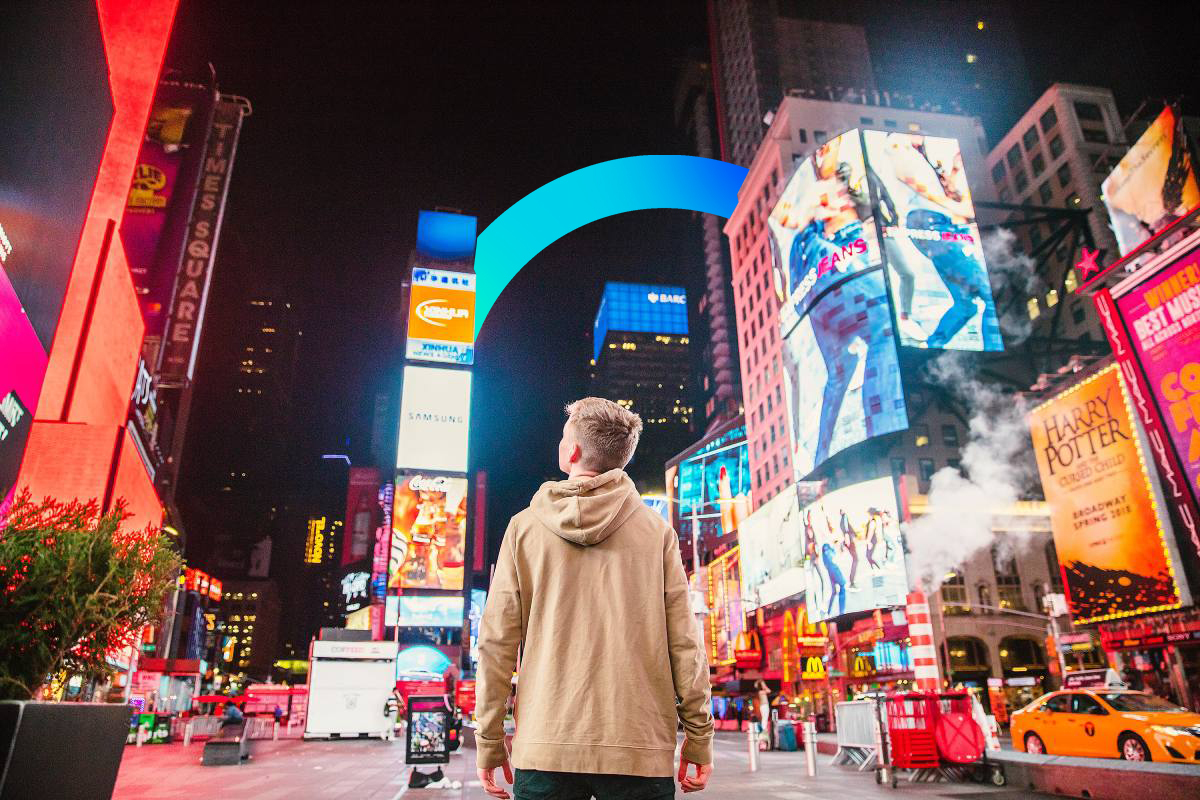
[677,758,712,793]
[478,762,514,799]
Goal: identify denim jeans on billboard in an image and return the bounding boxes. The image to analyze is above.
[513,769,676,800]
[905,208,989,347]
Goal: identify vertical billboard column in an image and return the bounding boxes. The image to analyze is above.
[1104,239,1200,559]
[158,98,247,385]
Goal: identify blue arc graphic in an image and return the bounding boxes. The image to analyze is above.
[473,155,749,336]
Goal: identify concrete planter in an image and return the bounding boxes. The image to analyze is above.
[0,701,130,800]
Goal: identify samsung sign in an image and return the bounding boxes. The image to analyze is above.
[396,365,471,473]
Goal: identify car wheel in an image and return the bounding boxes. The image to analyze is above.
[1119,733,1151,762]
[1024,732,1046,755]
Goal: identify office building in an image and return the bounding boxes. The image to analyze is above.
[590,282,694,493]
[217,579,283,682]
[675,59,742,432]
[725,94,993,507]
[986,84,1127,342]
[708,1,875,166]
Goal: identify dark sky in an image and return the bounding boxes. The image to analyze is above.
[163,1,1195,564]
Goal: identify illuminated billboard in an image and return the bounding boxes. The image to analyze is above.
[768,129,880,333]
[781,269,908,478]
[122,84,215,334]
[1103,105,1200,256]
[389,473,467,591]
[706,547,744,666]
[304,516,329,565]
[802,477,907,623]
[1113,241,1200,512]
[389,595,465,628]
[396,365,471,473]
[738,487,804,611]
[593,282,688,360]
[862,130,1002,351]
[406,268,476,365]
[668,421,751,544]
[416,210,477,262]
[342,467,380,566]
[0,266,47,503]
[1029,365,1189,624]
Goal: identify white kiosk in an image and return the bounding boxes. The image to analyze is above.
[304,639,399,739]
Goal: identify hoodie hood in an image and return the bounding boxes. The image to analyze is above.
[530,468,643,546]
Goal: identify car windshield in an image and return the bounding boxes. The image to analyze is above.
[1102,693,1186,712]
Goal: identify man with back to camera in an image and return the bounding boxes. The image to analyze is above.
[475,397,715,799]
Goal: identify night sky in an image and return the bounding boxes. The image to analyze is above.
[162,1,1194,562]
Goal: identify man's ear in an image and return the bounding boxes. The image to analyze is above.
[570,443,583,465]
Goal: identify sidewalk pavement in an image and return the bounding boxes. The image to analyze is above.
[113,731,1046,800]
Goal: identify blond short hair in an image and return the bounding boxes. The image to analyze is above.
[564,397,643,471]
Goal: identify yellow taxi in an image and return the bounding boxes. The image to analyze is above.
[1011,689,1200,762]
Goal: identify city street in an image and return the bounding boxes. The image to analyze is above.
[112,732,1049,800]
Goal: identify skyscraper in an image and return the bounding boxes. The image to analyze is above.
[589,282,694,492]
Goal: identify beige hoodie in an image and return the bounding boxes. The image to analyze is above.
[474,469,714,777]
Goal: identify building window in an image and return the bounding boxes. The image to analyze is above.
[1013,170,1028,193]
[991,161,1006,184]
[1038,181,1053,204]
[1027,297,1040,320]
[1039,105,1058,133]
[1057,162,1072,189]
[814,130,827,144]
[993,542,1026,610]
[884,119,897,128]
[942,424,959,447]
[860,116,874,125]
[1045,540,1064,593]
[890,457,906,478]
[1031,152,1045,177]
[1022,126,1039,152]
[1081,128,1109,144]
[998,186,1010,203]
[918,458,936,488]
[797,128,807,143]
[1071,303,1086,324]
[1005,144,1021,169]
[941,572,970,615]
[1046,288,1059,307]
[1048,134,1064,159]
[1065,192,1080,206]
[914,424,930,447]
[1064,269,1078,293]
[1073,101,1104,122]
[977,583,993,613]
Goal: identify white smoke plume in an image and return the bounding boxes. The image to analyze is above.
[904,352,1037,591]
[982,227,1042,346]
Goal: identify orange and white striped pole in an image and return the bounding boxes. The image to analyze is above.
[906,590,941,692]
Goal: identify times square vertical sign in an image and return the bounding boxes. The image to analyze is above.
[158,99,247,385]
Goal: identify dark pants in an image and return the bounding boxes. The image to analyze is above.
[514,769,675,800]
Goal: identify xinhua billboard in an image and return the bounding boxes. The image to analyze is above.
[406,267,476,365]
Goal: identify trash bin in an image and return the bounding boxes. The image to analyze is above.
[776,721,798,751]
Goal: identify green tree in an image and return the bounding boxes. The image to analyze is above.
[0,492,181,700]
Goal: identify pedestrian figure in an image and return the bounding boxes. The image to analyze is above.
[475,398,714,799]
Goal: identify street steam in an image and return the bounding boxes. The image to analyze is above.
[982,227,1042,345]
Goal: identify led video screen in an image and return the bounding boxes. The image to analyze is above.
[672,423,751,543]
[406,267,476,365]
[396,592,465,628]
[802,477,907,623]
[396,365,471,473]
[389,473,467,591]
[1103,105,1200,257]
[768,129,880,333]
[738,487,805,611]
[781,269,908,479]
[862,130,1002,351]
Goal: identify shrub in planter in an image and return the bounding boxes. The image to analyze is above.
[0,491,181,701]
